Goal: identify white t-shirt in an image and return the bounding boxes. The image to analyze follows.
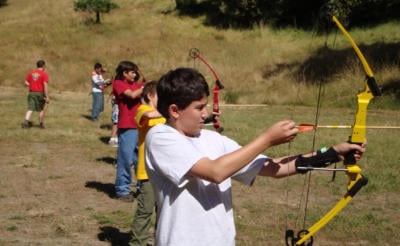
[145,124,267,246]
[91,71,105,93]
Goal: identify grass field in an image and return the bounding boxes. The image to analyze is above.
[0,0,399,107]
[0,86,399,245]
[0,0,399,245]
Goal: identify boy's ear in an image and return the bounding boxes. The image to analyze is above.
[168,104,180,119]
[146,92,153,101]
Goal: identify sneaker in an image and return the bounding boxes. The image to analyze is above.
[116,192,135,203]
[21,121,32,128]
[108,139,118,147]
[39,123,45,129]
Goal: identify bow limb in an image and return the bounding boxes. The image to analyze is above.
[331,16,381,159]
[287,16,381,246]
[292,166,368,245]
[212,83,223,132]
[189,48,225,133]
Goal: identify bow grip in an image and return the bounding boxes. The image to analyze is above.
[343,141,362,165]
[344,150,356,165]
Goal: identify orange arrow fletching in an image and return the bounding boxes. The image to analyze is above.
[297,123,316,132]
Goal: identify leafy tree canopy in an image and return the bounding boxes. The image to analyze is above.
[175,0,400,30]
[74,0,118,24]
[0,0,8,7]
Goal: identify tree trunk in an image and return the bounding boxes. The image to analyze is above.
[95,11,100,24]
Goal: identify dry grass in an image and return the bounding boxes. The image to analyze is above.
[0,86,399,245]
[0,0,399,106]
[0,0,399,245]
[0,87,133,245]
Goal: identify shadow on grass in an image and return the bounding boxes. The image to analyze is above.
[81,114,93,121]
[382,78,400,99]
[99,136,111,145]
[101,124,112,130]
[98,226,131,246]
[81,114,113,129]
[262,42,400,95]
[85,181,116,198]
[96,156,116,165]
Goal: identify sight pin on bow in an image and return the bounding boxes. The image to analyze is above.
[285,16,382,246]
[189,48,225,133]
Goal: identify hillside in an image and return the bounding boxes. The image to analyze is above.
[0,0,399,106]
[0,1,400,245]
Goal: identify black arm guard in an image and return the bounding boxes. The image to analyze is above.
[295,147,341,173]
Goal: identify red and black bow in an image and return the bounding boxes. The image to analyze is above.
[189,48,225,133]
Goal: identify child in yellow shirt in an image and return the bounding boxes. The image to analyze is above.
[130,81,165,246]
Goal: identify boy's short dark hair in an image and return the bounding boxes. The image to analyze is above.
[94,63,103,69]
[157,68,210,119]
[37,60,46,68]
[142,81,158,104]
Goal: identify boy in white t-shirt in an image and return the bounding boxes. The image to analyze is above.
[145,68,366,246]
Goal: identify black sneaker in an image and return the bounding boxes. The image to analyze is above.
[21,121,32,128]
[39,123,45,129]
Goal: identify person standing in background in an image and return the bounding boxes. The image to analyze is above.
[112,61,144,202]
[91,62,111,122]
[22,60,50,129]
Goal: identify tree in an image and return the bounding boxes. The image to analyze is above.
[0,0,8,7]
[74,0,118,24]
[174,0,400,29]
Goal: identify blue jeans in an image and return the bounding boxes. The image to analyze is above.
[92,92,104,121]
[115,128,138,196]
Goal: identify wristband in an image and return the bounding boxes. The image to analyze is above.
[295,147,340,173]
[318,146,328,154]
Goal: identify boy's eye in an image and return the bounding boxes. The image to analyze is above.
[197,104,207,110]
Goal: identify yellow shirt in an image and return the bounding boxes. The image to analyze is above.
[135,104,166,180]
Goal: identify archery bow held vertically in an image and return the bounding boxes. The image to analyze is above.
[189,48,225,133]
[286,16,381,246]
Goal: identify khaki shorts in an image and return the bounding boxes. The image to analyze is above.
[27,92,46,111]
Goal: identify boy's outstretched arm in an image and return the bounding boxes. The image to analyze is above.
[259,141,367,178]
[189,120,298,183]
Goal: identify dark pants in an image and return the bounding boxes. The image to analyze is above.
[130,180,156,246]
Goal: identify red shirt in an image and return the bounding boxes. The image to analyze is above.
[25,68,49,92]
[113,79,144,129]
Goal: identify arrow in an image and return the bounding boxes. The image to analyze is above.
[297,123,400,132]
